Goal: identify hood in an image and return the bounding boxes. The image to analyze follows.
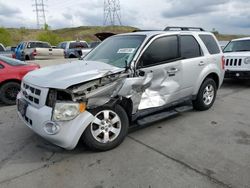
[224,52,250,57]
[23,60,124,89]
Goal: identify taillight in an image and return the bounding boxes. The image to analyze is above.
[221,56,225,70]
[12,54,16,59]
[33,49,37,56]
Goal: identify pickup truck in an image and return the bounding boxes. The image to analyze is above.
[15,41,64,61]
[0,43,15,58]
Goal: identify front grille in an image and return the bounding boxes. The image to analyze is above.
[22,83,42,105]
[225,58,242,67]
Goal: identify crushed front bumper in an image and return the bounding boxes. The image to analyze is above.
[17,93,94,150]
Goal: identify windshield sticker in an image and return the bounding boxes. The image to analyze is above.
[117,48,136,54]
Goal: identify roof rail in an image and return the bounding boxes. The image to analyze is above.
[164,27,205,31]
[133,29,161,32]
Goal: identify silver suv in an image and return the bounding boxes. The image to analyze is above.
[17,27,225,151]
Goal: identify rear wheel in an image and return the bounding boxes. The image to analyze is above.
[0,82,20,105]
[83,104,129,151]
[193,78,217,111]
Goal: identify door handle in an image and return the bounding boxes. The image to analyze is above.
[167,68,179,74]
[199,61,205,66]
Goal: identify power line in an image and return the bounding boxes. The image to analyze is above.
[32,0,47,29]
[104,0,122,26]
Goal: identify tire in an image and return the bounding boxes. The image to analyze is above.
[25,55,30,61]
[69,54,76,58]
[192,78,217,111]
[83,104,129,151]
[0,82,20,105]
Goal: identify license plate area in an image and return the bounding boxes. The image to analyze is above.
[17,99,28,117]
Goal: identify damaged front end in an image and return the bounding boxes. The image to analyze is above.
[46,70,153,116]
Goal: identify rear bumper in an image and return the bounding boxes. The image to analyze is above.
[225,70,250,79]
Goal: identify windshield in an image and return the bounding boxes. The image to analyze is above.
[84,35,146,68]
[0,56,27,66]
[224,40,250,53]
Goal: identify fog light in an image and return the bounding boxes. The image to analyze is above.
[44,121,60,135]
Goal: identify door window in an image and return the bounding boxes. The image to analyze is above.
[140,35,179,67]
[180,35,202,59]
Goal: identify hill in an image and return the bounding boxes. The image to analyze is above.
[3,26,250,46]
[5,26,137,46]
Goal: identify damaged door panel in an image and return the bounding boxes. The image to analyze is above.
[117,72,153,113]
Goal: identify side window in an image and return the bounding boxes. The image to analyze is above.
[180,35,202,59]
[0,45,4,51]
[199,34,220,54]
[140,35,179,67]
[62,43,67,49]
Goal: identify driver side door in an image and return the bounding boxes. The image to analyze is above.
[136,35,182,110]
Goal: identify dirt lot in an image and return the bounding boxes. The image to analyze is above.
[0,59,249,188]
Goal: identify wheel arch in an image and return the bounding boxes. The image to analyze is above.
[193,72,220,97]
[0,79,21,88]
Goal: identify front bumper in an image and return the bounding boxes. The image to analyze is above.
[17,93,94,150]
[225,70,250,79]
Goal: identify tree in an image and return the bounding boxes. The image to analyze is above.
[0,27,12,46]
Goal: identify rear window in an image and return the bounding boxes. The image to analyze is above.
[27,42,51,48]
[0,56,27,66]
[69,42,88,49]
[199,34,220,54]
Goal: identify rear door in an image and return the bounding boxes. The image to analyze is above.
[137,35,182,110]
[179,35,205,96]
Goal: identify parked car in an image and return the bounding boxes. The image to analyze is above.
[0,43,16,58]
[0,56,40,105]
[15,41,64,61]
[223,37,250,79]
[17,27,224,151]
[57,41,89,58]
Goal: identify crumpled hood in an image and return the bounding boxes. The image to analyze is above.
[23,60,124,89]
[224,52,250,57]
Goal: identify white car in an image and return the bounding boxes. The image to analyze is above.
[223,37,250,79]
[17,27,224,151]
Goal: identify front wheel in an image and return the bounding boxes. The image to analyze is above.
[193,78,217,111]
[83,104,129,151]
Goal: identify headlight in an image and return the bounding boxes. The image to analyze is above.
[52,102,86,121]
[244,57,250,64]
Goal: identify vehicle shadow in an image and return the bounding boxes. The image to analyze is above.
[222,78,250,89]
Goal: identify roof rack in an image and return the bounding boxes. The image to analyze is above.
[164,27,205,31]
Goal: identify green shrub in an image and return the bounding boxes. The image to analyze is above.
[0,28,12,46]
[37,31,64,46]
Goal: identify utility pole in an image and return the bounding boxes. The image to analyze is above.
[33,0,47,29]
[104,0,122,26]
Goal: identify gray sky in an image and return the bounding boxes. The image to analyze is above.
[0,0,250,34]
